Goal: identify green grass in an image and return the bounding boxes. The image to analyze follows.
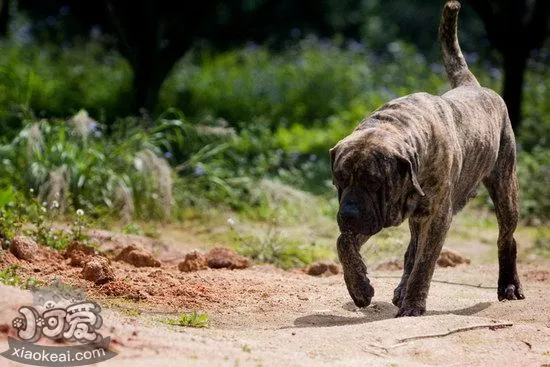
[159,311,210,328]
[0,265,22,286]
[0,265,44,289]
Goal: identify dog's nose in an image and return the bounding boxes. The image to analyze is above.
[340,202,360,221]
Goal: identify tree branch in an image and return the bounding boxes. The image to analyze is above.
[367,322,514,352]
[397,322,513,343]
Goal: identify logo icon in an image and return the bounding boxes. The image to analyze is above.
[1,280,117,366]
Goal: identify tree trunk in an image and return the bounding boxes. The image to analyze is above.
[132,63,164,115]
[0,0,9,37]
[130,46,185,116]
[501,50,528,132]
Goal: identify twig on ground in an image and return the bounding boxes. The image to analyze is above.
[367,322,513,352]
[397,322,513,343]
[366,342,409,352]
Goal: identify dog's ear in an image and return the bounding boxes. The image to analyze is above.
[329,147,337,173]
[397,157,425,197]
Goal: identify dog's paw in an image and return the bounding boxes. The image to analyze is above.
[392,286,406,308]
[344,272,374,308]
[395,305,426,317]
[498,281,525,301]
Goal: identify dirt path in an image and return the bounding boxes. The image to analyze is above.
[1,256,549,366]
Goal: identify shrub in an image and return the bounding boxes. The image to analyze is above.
[0,40,132,135]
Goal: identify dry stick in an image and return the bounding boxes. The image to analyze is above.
[367,322,513,351]
[397,322,513,343]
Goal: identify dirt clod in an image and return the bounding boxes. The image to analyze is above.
[10,236,38,261]
[178,251,208,272]
[115,244,161,268]
[523,269,549,282]
[437,248,471,267]
[305,261,341,276]
[64,241,97,267]
[206,247,251,269]
[81,257,115,285]
[375,259,405,271]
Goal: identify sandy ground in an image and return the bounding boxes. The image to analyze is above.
[0,230,549,366]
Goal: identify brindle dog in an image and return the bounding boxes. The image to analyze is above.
[330,0,525,317]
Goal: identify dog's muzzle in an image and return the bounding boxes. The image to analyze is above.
[338,201,382,235]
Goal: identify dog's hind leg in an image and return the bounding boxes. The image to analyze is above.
[482,132,525,301]
[392,219,420,308]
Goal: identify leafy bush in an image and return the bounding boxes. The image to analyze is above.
[517,66,550,151]
[0,40,132,135]
[161,38,447,130]
[0,111,237,221]
[516,149,550,223]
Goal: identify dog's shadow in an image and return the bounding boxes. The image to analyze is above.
[293,301,492,328]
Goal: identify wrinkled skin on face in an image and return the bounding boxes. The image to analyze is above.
[331,130,424,236]
[330,129,424,308]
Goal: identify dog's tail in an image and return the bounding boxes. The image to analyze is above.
[439,1,480,88]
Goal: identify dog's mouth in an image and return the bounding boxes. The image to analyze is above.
[337,209,383,236]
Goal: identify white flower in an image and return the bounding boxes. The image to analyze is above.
[76,209,84,216]
[29,188,34,193]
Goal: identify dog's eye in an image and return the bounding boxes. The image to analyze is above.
[333,171,349,187]
[368,181,382,191]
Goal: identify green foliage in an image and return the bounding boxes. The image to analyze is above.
[121,223,145,236]
[0,190,89,250]
[0,264,42,289]
[533,228,550,255]
[161,39,446,130]
[230,221,333,269]
[160,311,210,328]
[0,40,132,135]
[0,192,25,241]
[0,265,22,286]
[1,36,550,227]
[517,66,550,151]
[516,149,550,224]
[0,113,225,221]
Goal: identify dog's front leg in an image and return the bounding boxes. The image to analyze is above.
[397,207,452,317]
[337,233,374,307]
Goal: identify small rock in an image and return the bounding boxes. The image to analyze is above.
[178,251,208,272]
[10,236,38,261]
[305,260,341,276]
[437,248,471,267]
[206,247,251,270]
[81,257,115,285]
[64,241,96,267]
[375,259,404,271]
[115,244,161,268]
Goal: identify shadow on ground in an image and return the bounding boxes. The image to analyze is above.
[373,275,497,290]
[292,301,492,328]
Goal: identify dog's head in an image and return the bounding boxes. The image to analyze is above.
[330,128,424,236]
